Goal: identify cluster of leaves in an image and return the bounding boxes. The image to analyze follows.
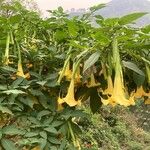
[0,0,149,149]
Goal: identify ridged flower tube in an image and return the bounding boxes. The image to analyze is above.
[102,37,135,107]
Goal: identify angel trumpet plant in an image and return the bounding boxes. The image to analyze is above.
[102,37,135,107]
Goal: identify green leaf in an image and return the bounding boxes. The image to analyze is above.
[19,96,34,108]
[24,132,39,138]
[83,51,100,72]
[133,72,145,87]
[2,125,25,135]
[119,12,148,25]
[37,110,51,120]
[1,138,18,150]
[0,85,7,90]
[39,131,47,139]
[1,89,25,95]
[90,4,105,12]
[48,137,61,145]
[0,105,13,115]
[44,127,58,134]
[11,77,24,88]
[123,61,145,76]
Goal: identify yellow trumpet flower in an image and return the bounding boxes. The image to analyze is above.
[102,74,135,107]
[103,76,113,95]
[87,73,100,88]
[63,78,80,107]
[16,63,30,79]
[102,37,135,107]
[134,86,150,98]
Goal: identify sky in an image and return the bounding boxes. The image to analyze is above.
[36,0,111,11]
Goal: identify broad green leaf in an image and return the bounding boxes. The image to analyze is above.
[11,77,24,88]
[24,132,39,138]
[119,12,148,25]
[37,110,51,120]
[44,127,58,134]
[1,138,18,150]
[83,51,100,72]
[122,61,145,76]
[48,137,61,145]
[2,125,25,135]
[133,72,145,87]
[0,106,13,115]
[19,97,34,108]
[40,131,47,139]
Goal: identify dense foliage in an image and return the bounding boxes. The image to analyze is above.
[0,0,149,149]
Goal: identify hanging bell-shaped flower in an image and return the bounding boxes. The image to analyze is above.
[63,78,80,107]
[102,37,135,107]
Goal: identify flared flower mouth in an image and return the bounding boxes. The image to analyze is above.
[57,79,81,108]
[102,76,135,107]
[134,86,150,98]
[63,79,79,107]
[87,73,100,88]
